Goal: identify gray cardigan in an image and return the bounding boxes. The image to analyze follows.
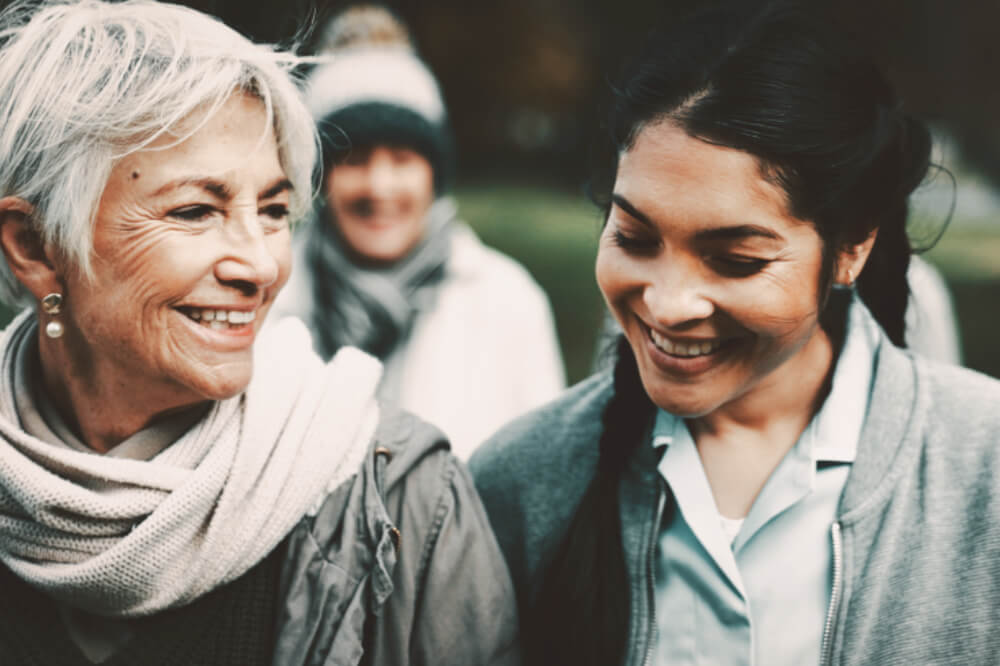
[471,338,1000,665]
[275,406,520,666]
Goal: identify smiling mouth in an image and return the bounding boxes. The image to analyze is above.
[176,306,257,331]
[648,327,726,358]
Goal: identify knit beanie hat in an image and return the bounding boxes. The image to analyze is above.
[305,13,453,193]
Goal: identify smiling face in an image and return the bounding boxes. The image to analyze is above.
[58,93,292,408]
[596,121,844,418]
[325,145,434,264]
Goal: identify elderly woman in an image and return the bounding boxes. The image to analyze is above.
[0,1,517,664]
[471,3,1000,666]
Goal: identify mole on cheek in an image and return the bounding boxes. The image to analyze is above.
[131,171,140,180]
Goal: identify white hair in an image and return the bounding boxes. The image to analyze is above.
[0,0,319,306]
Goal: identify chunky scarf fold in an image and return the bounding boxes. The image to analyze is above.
[0,310,381,617]
[306,196,455,362]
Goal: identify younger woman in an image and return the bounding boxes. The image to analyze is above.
[471,4,1000,665]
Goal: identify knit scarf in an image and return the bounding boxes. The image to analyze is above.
[307,196,455,365]
[0,310,381,617]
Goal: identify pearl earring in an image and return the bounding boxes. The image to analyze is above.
[41,292,64,339]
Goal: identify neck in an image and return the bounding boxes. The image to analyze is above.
[686,325,837,518]
[36,331,207,455]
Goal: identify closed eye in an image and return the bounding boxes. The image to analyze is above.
[611,230,659,253]
[167,204,217,221]
[710,255,771,277]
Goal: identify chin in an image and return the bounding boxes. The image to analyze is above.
[192,369,253,402]
[643,382,721,419]
[359,241,412,264]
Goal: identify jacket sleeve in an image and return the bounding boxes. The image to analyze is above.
[373,445,521,666]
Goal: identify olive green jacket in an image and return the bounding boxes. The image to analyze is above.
[274,406,520,666]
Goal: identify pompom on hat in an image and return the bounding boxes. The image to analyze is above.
[305,6,453,192]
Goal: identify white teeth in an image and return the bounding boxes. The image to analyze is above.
[181,308,257,327]
[649,328,722,357]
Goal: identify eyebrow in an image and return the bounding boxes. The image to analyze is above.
[151,176,293,202]
[611,193,785,243]
[260,178,293,200]
[153,177,232,200]
[611,194,654,228]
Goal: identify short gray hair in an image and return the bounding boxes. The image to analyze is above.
[0,0,318,305]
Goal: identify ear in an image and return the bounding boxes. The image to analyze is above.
[0,197,62,301]
[834,228,878,286]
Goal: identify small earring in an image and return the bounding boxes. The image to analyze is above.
[41,292,64,339]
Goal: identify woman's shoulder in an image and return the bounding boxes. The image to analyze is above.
[447,224,548,297]
[870,343,1000,456]
[915,356,1000,445]
[470,370,613,488]
[467,372,613,605]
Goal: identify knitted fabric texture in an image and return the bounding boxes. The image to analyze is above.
[305,47,445,126]
[0,541,284,665]
[0,311,381,617]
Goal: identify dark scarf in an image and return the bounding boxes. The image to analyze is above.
[306,197,455,364]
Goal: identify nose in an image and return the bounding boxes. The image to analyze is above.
[215,211,281,292]
[367,151,398,198]
[642,265,714,329]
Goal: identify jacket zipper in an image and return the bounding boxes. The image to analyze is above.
[642,484,667,666]
[820,521,843,666]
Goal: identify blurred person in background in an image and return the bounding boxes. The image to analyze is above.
[0,1,518,664]
[472,3,1000,665]
[273,5,565,459]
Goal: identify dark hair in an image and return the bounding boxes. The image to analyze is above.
[528,3,931,664]
[318,103,454,193]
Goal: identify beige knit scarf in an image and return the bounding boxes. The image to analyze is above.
[0,311,381,617]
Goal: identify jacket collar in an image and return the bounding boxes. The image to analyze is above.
[836,337,921,519]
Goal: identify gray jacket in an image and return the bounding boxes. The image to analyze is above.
[275,406,520,666]
[471,339,1000,665]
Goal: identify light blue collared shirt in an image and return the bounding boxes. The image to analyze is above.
[653,296,880,665]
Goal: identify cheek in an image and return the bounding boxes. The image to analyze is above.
[731,266,825,346]
[402,165,434,202]
[91,241,177,311]
[595,244,637,306]
[326,168,365,205]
